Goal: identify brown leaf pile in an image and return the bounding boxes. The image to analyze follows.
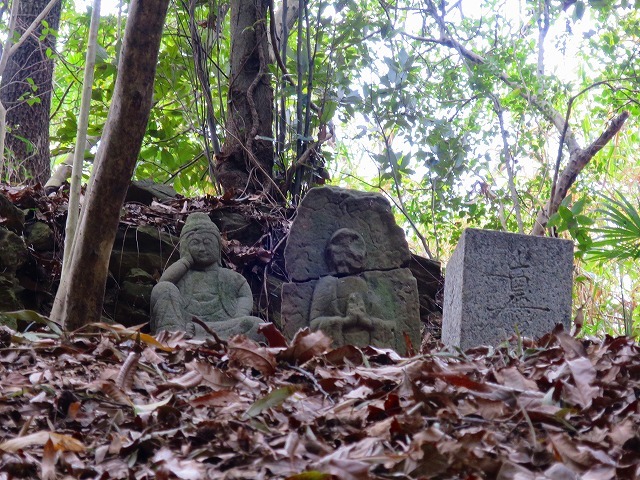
[1,322,639,479]
[1,183,292,278]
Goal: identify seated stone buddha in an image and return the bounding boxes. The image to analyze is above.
[150,212,263,340]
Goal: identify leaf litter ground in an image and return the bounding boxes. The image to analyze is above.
[0,184,638,478]
[0,321,639,480]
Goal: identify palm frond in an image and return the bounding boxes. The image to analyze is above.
[587,192,640,262]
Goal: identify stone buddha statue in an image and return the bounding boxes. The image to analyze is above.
[150,212,263,340]
[309,228,396,347]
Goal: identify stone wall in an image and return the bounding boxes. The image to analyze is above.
[0,184,442,336]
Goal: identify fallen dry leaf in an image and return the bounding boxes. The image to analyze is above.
[0,319,638,478]
[228,335,277,376]
[279,328,332,365]
[0,431,86,453]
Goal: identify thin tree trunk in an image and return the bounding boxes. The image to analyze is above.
[61,0,101,278]
[50,0,170,330]
[0,0,61,185]
[215,0,275,195]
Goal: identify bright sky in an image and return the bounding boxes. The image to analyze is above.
[74,0,589,89]
[460,0,589,82]
[74,0,121,16]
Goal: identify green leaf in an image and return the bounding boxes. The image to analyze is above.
[575,214,595,226]
[587,192,640,262]
[546,212,562,229]
[573,1,586,20]
[558,205,573,222]
[320,100,338,123]
[242,386,301,420]
[160,149,174,166]
[571,198,587,215]
[0,314,17,330]
[0,310,64,337]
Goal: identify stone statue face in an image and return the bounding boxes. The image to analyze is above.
[326,228,366,274]
[187,232,220,267]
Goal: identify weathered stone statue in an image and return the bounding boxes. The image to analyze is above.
[150,212,263,340]
[281,187,421,354]
[309,228,396,347]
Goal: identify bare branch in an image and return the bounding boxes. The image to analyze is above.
[399,28,583,154]
[370,97,434,258]
[582,110,630,159]
[531,111,630,235]
[491,94,524,233]
[7,0,59,58]
[536,0,551,78]
[404,8,631,237]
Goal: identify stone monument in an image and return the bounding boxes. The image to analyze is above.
[442,228,573,350]
[150,212,263,340]
[281,187,421,354]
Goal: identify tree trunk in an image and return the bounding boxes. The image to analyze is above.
[530,111,629,235]
[215,0,274,195]
[0,0,61,185]
[50,0,170,330]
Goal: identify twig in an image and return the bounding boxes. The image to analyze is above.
[490,93,524,233]
[535,109,629,235]
[185,0,221,156]
[268,0,321,114]
[6,0,60,59]
[370,96,434,258]
[407,4,631,236]
[291,0,305,201]
[191,316,227,347]
[289,365,334,403]
[536,0,550,79]
[548,80,616,221]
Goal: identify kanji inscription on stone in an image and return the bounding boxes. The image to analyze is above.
[442,228,573,350]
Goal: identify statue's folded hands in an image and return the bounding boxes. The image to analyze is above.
[308,228,396,348]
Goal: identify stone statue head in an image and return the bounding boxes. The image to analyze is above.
[180,213,222,267]
[326,228,366,275]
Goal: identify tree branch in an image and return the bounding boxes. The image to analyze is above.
[403,11,630,237]
[536,0,550,78]
[582,110,629,159]
[491,93,524,233]
[7,0,60,58]
[531,111,630,235]
[399,29,582,154]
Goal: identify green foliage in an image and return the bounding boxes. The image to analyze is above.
[51,1,229,194]
[588,192,640,262]
[44,0,640,335]
[329,0,640,260]
[547,196,594,258]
